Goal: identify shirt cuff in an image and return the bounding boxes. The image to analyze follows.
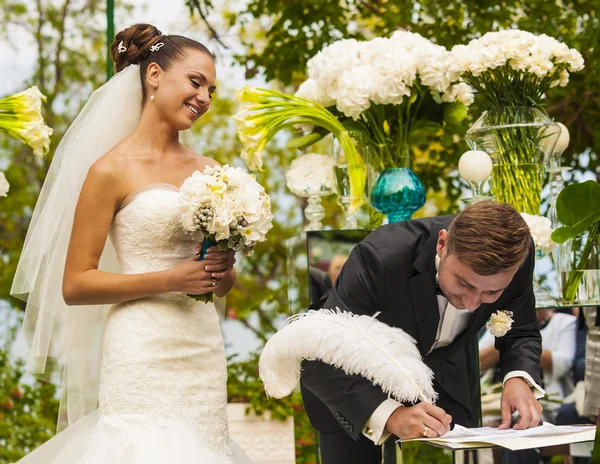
[503,370,545,399]
[362,399,403,446]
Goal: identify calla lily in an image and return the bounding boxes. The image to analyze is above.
[0,85,53,157]
[234,87,366,212]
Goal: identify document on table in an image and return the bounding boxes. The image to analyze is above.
[397,423,597,451]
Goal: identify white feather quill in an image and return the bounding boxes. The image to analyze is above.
[259,308,437,404]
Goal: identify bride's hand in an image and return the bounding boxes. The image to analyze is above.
[167,254,228,295]
[201,247,236,280]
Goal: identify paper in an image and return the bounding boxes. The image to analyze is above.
[398,423,597,451]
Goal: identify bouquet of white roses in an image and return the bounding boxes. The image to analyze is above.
[179,164,273,301]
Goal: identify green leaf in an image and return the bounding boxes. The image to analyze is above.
[286,131,326,149]
[443,101,468,126]
[551,181,600,243]
[409,119,442,137]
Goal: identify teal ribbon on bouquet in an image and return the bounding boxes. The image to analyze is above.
[189,237,217,303]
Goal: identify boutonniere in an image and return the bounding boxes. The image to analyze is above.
[486,310,514,337]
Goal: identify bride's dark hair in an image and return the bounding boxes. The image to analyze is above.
[110,23,213,102]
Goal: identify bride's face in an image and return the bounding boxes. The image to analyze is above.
[149,49,216,130]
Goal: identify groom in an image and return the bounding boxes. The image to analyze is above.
[300,201,545,463]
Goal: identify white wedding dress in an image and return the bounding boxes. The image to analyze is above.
[18,184,252,464]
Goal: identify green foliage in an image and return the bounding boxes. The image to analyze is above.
[226,353,318,463]
[399,441,453,463]
[189,0,600,191]
[552,180,600,243]
[227,352,292,420]
[0,311,59,464]
[0,0,133,306]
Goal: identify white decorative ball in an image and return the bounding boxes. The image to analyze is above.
[554,122,570,154]
[458,150,493,183]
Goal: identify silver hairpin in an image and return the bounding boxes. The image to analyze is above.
[118,41,127,54]
[150,42,164,52]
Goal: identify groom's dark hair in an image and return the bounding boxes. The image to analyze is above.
[447,201,531,276]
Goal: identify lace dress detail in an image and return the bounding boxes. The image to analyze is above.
[15,186,251,464]
[99,186,231,457]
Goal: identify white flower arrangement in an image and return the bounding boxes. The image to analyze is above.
[486,310,514,337]
[285,153,335,197]
[292,31,474,179]
[297,32,474,120]
[0,171,9,197]
[179,164,273,256]
[521,213,555,254]
[449,30,584,108]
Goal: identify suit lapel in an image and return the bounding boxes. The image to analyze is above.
[409,232,440,355]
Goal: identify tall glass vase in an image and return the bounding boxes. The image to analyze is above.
[556,228,600,305]
[465,107,560,215]
[370,144,426,223]
[332,131,366,229]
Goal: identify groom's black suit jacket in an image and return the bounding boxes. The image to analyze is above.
[300,216,543,441]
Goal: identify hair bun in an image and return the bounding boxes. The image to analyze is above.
[111,23,162,72]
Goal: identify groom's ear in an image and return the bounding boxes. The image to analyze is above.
[436,229,449,257]
[146,62,162,89]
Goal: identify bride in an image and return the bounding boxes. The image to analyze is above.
[10,23,252,463]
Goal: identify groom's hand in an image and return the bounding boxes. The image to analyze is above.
[499,377,542,430]
[385,403,452,439]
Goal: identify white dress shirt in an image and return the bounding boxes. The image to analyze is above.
[362,255,545,445]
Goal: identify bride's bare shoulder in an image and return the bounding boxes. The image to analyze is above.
[85,146,137,197]
[188,149,220,173]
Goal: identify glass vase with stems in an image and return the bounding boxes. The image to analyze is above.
[551,180,600,305]
[332,131,367,229]
[465,106,560,215]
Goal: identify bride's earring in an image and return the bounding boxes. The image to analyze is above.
[150,95,155,101]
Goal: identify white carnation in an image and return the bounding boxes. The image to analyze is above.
[285,153,336,196]
[521,213,555,254]
[295,78,335,107]
[450,30,584,83]
[297,31,471,117]
[335,65,375,119]
[486,310,514,337]
[307,39,363,90]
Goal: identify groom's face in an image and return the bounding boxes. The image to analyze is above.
[436,230,517,310]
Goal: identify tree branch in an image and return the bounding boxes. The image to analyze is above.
[35,0,45,94]
[188,0,229,50]
[51,0,72,105]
